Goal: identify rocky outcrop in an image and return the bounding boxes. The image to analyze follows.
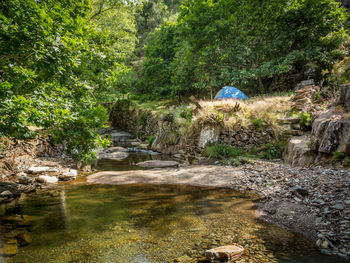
[311,110,350,155]
[334,84,350,112]
[284,84,350,166]
[283,135,317,166]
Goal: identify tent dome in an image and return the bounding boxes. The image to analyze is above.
[214,86,248,100]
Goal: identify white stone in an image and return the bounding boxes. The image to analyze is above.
[0,190,13,198]
[198,127,221,148]
[36,175,58,184]
[27,166,50,174]
[59,169,77,181]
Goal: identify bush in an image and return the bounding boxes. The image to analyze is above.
[203,144,244,159]
[147,135,156,147]
[258,141,285,160]
[299,112,312,131]
[332,151,346,163]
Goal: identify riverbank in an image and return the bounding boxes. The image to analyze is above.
[88,161,350,259]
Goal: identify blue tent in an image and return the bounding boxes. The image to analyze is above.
[214,86,248,100]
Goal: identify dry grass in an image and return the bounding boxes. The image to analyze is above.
[194,95,293,134]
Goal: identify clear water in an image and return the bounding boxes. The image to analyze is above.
[0,154,348,263]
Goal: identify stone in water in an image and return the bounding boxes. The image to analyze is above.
[206,244,244,262]
[136,160,179,168]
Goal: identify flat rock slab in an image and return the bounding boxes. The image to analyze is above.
[136,160,179,168]
[98,151,129,160]
[206,244,244,262]
[27,166,50,174]
[87,165,244,187]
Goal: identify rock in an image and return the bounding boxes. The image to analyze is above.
[333,203,344,210]
[198,126,221,148]
[27,166,50,174]
[16,231,32,246]
[59,169,77,181]
[0,239,17,257]
[277,117,300,124]
[292,187,309,196]
[283,130,304,136]
[0,190,13,198]
[334,84,350,111]
[136,160,179,168]
[98,151,129,160]
[18,175,34,185]
[36,175,58,184]
[283,135,317,166]
[205,244,244,262]
[311,110,350,154]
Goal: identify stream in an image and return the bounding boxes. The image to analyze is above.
[0,132,348,263]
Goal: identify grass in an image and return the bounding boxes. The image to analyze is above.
[195,94,293,135]
[203,141,285,164]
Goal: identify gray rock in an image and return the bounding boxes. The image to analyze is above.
[27,166,50,174]
[333,204,344,210]
[292,186,309,196]
[18,175,34,185]
[59,169,77,181]
[136,160,179,168]
[0,190,13,198]
[334,84,350,111]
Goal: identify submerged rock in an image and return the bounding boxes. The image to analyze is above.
[136,160,179,168]
[205,244,244,262]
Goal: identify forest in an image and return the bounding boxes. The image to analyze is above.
[1,0,349,162]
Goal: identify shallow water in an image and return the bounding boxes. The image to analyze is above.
[0,152,348,263]
[0,184,347,263]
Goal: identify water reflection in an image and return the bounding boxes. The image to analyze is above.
[0,184,347,263]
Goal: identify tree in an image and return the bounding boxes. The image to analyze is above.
[177,0,348,95]
[0,0,110,162]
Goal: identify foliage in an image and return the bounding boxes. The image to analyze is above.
[0,0,122,162]
[139,0,348,99]
[258,141,285,160]
[299,112,312,130]
[179,107,193,120]
[251,118,264,128]
[332,151,346,163]
[147,135,157,146]
[203,144,244,159]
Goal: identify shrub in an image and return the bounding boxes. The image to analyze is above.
[179,107,193,120]
[299,112,312,131]
[203,144,244,159]
[251,118,264,128]
[332,151,346,163]
[258,141,285,160]
[147,135,156,147]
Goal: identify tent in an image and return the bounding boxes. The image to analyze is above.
[214,86,248,100]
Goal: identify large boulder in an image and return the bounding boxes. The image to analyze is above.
[283,135,317,166]
[311,110,350,155]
